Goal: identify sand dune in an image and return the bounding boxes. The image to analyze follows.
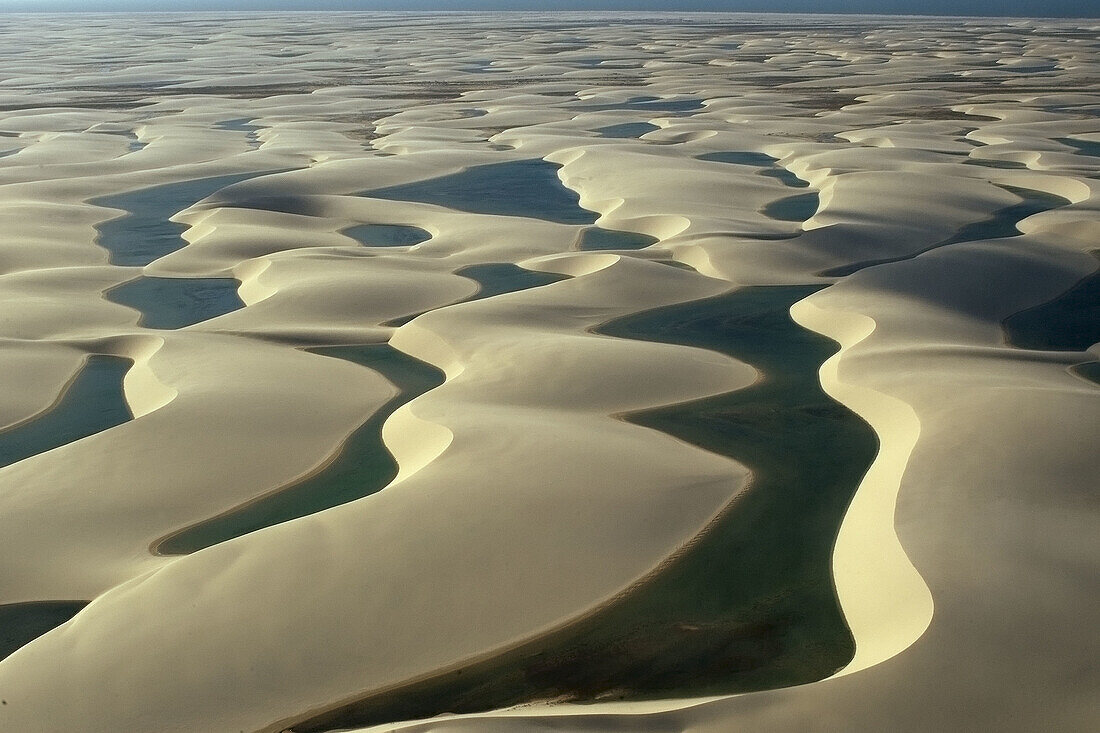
[0,11,1096,733]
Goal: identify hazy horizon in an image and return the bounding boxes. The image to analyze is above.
[0,1,1095,19]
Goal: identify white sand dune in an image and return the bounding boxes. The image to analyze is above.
[0,11,1096,733]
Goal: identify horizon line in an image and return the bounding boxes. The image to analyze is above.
[0,8,1095,18]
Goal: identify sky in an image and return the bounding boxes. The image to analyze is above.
[0,0,1095,17]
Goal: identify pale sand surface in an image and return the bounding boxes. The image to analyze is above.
[0,11,1096,733]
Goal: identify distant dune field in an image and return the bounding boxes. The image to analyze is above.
[0,11,1096,733]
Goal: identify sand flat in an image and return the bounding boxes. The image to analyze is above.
[0,11,1096,733]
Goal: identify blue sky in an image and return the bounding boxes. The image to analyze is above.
[0,0,1094,16]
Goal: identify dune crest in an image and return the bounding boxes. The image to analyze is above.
[0,10,1096,733]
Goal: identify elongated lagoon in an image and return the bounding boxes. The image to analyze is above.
[0,356,131,660]
[93,172,274,266]
[0,355,132,470]
[0,601,88,662]
[285,285,878,732]
[106,276,243,330]
[158,263,568,554]
[362,159,597,225]
[156,344,444,555]
[823,185,1068,277]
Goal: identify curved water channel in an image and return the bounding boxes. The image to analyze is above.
[19,151,883,715]
[594,121,659,139]
[0,601,89,662]
[821,185,1069,277]
[93,172,275,267]
[106,277,244,330]
[0,354,132,660]
[94,171,284,329]
[283,285,878,733]
[2,172,281,657]
[576,226,657,251]
[697,150,817,222]
[361,159,597,225]
[156,263,570,555]
[155,342,444,554]
[0,355,132,470]
[160,158,588,553]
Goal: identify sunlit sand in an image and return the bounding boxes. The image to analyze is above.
[0,10,1096,733]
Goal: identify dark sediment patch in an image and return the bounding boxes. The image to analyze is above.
[0,601,88,662]
[283,285,877,733]
[822,185,1068,278]
[0,355,132,471]
[594,121,659,139]
[93,171,279,266]
[341,224,430,248]
[105,276,243,330]
[361,159,597,225]
[577,227,658,251]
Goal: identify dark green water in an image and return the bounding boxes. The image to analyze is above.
[159,263,568,554]
[963,158,1027,170]
[1056,137,1100,159]
[361,159,597,225]
[1003,257,1100,352]
[594,121,659,139]
[288,285,877,733]
[822,185,1068,278]
[0,601,88,662]
[0,355,132,470]
[454,263,569,300]
[1071,361,1100,386]
[156,344,444,555]
[761,168,810,188]
[105,276,243,329]
[580,97,704,113]
[342,224,430,247]
[577,226,658,251]
[762,192,819,222]
[0,357,132,660]
[698,151,776,166]
[93,171,275,266]
[698,151,809,189]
